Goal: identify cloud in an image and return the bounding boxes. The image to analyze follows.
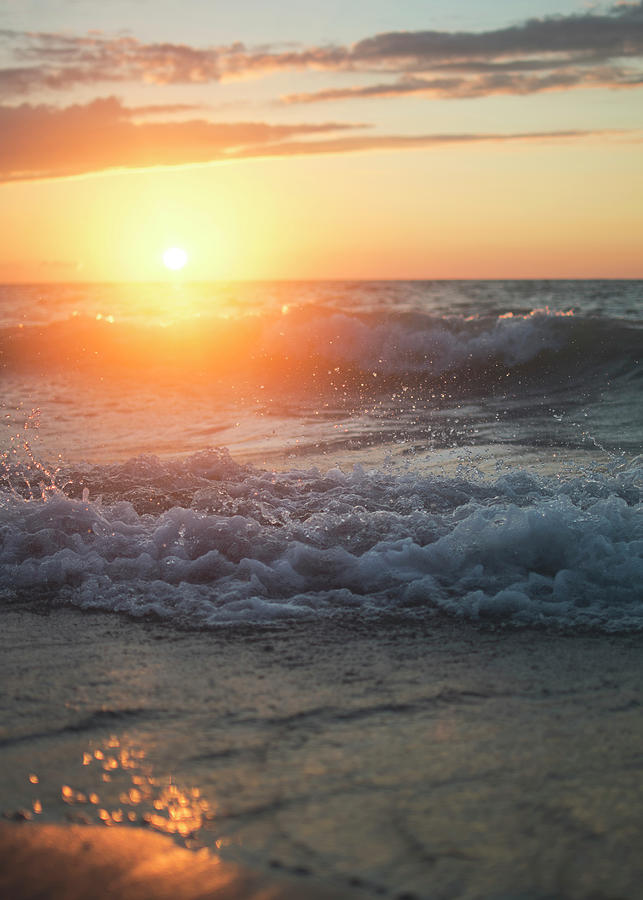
[1,2,643,102]
[1,3,641,182]
[0,97,364,181]
[231,128,631,161]
[348,3,643,66]
[283,0,643,103]
[127,102,207,118]
[0,31,224,96]
[0,96,629,182]
[282,66,643,104]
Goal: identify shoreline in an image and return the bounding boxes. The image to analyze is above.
[2,605,642,898]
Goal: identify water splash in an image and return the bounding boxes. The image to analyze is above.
[1,403,62,501]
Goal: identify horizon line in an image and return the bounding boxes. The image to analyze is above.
[1,276,642,285]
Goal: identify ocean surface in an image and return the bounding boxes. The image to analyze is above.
[0,280,641,632]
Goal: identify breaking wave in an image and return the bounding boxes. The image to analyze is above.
[1,308,639,397]
[1,449,641,632]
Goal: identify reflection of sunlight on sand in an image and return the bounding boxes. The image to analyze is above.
[27,734,223,850]
[0,821,348,900]
[3,734,350,899]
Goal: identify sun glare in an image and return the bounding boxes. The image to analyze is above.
[163,247,188,271]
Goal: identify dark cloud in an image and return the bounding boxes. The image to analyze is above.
[283,0,643,103]
[349,4,643,66]
[1,3,643,103]
[282,66,643,104]
[0,96,627,182]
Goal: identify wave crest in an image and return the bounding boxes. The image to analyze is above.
[1,308,639,392]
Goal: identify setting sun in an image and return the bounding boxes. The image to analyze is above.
[163,247,188,271]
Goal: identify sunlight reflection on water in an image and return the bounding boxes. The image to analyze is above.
[24,735,226,851]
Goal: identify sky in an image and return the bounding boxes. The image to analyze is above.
[1,0,642,280]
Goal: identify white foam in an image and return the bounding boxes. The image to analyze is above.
[0,454,641,631]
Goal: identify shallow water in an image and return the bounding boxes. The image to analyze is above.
[1,609,642,899]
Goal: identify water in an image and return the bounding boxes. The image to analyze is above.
[1,280,642,898]
[0,280,641,631]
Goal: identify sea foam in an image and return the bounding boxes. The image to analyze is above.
[1,450,640,632]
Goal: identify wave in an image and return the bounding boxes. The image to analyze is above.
[1,449,641,632]
[0,308,639,395]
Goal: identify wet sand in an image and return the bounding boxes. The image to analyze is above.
[1,605,642,899]
[0,822,357,899]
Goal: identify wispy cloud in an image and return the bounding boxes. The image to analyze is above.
[1,2,642,102]
[0,96,628,182]
[281,67,643,104]
[232,129,633,161]
[0,97,364,181]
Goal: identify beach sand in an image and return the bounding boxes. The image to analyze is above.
[0,822,357,899]
[1,604,642,899]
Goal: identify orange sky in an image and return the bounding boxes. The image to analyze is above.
[1,1,642,280]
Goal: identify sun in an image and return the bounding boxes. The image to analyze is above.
[163,247,188,271]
